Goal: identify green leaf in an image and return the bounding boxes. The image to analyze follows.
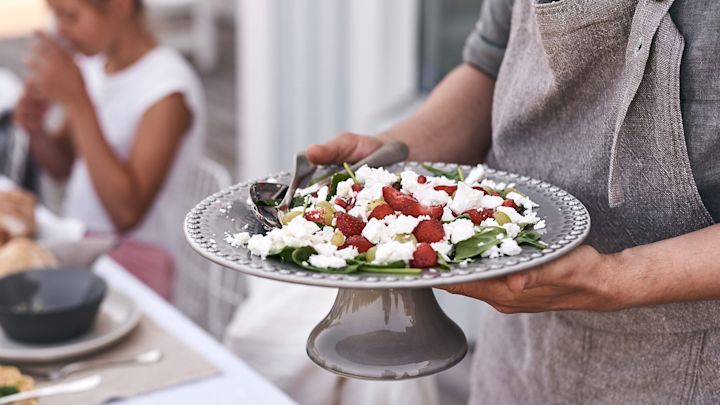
[343,162,359,183]
[270,246,297,263]
[437,254,451,271]
[328,172,351,199]
[0,386,19,397]
[421,163,463,180]
[515,230,546,250]
[290,196,305,209]
[453,228,505,260]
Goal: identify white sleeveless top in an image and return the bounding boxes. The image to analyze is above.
[64,46,205,255]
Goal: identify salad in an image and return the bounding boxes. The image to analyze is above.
[226,163,546,275]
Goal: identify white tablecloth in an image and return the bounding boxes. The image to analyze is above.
[93,256,296,405]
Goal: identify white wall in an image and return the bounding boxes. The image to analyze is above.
[237,0,420,180]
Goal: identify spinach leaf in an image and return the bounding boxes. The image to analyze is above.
[328,172,351,200]
[515,230,546,250]
[290,196,305,208]
[437,255,451,271]
[421,163,464,180]
[453,228,505,260]
[0,386,18,397]
[254,198,280,207]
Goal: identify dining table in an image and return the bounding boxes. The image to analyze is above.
[89,255,297,405]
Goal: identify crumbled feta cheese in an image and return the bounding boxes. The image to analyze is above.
[412,186,451,207]
[386,215,421,235]
[296,183,321,196]
[519,210,541,225]
[481,245,502,259]
[448,182,485,214]
[355,165,398,187]
[443,218,476,244]
[480,195,505,209]
[225,232,250,247]
[427,176,456,186]
[286,216,321,238]
[314,243,337,256]
[534,219,546,230]
[463,165,485,185]
[309,254,347,268]
[505,191,538,210]
[496,206,524,224]
[441,206,455,222]
[502,223,521,239]
[431,241,453,260]
[499,238,522,256]
[480,218,500,228]
[247,234,273,257]
[362,218,389,244]
[336,179,355,198]
[336,246,359,260]
[316,186,329,202]
[400,171,420,193]
[372,241,416,264]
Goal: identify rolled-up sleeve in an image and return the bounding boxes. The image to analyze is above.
[463,0,514,79]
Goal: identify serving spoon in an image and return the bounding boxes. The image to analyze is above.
[250,140,409,230]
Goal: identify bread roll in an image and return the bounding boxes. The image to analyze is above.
[0,238,58,277]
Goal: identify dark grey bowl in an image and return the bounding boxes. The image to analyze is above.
[0,268,107,344]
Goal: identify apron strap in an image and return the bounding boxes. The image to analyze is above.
[608,0,677,207]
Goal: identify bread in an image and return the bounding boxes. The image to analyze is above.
[0,189,36,240]
[0,238,58,277]
[0,366,36,405]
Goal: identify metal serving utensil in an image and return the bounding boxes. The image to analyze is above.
[249,140,409,230]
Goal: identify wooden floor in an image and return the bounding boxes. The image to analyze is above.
[0,21,238,179]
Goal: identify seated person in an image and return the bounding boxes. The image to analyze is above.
[13,0,205,298]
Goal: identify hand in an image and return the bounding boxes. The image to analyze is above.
[442,245,630,313]
[306,132,385,165]
[25,31,87,108]
[13,84,49,137]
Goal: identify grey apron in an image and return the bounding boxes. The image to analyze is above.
[471,0,719,403]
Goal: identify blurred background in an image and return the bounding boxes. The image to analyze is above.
[0,1,485,403]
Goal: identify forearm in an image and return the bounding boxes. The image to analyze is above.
[26,131,74,179]
[65,96,145,231]
[617,223,720,308]
[378,63,495,164]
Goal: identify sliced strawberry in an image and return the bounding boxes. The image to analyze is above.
[369,203,395,220]
[334,212,366,237]
[472,186,485,194]
[463,209,494,225]
[351,183,363,193]
[501,199,518,210]
[433,185,457,196]
[413,219,445,243]
[334,198,350,210]
[417,175,427,184]
[342,235,374,253]
[410,243,438,268]
[304,208,326,224]
[382,187,443,219]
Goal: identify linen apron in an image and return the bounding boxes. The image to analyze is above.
[470,0,719,403]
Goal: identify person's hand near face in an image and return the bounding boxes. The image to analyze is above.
[25,31,88,110]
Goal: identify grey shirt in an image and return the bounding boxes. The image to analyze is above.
[463,0,720,221]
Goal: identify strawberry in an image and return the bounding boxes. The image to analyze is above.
[417,175,427,184]
[342,235,374,253]
[501,199,518,210]
[334,197,350,210]
[434,185,457,195]
[304,209,326,224]
[351,183,363,193]
[463,209,494,225]
[410,243,438,268]
[334,212,366,236]
[369,203,395,220]
[413,219,445,243]
[382,186,443,219]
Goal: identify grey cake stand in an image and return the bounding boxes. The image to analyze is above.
[185,162,590,380]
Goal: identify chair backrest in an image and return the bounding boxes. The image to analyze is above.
[172,156,245,338]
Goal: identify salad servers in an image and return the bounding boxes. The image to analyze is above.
[250,140,409,230]
[20,349,163,382]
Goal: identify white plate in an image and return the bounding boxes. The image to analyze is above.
[0,289,141,364]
